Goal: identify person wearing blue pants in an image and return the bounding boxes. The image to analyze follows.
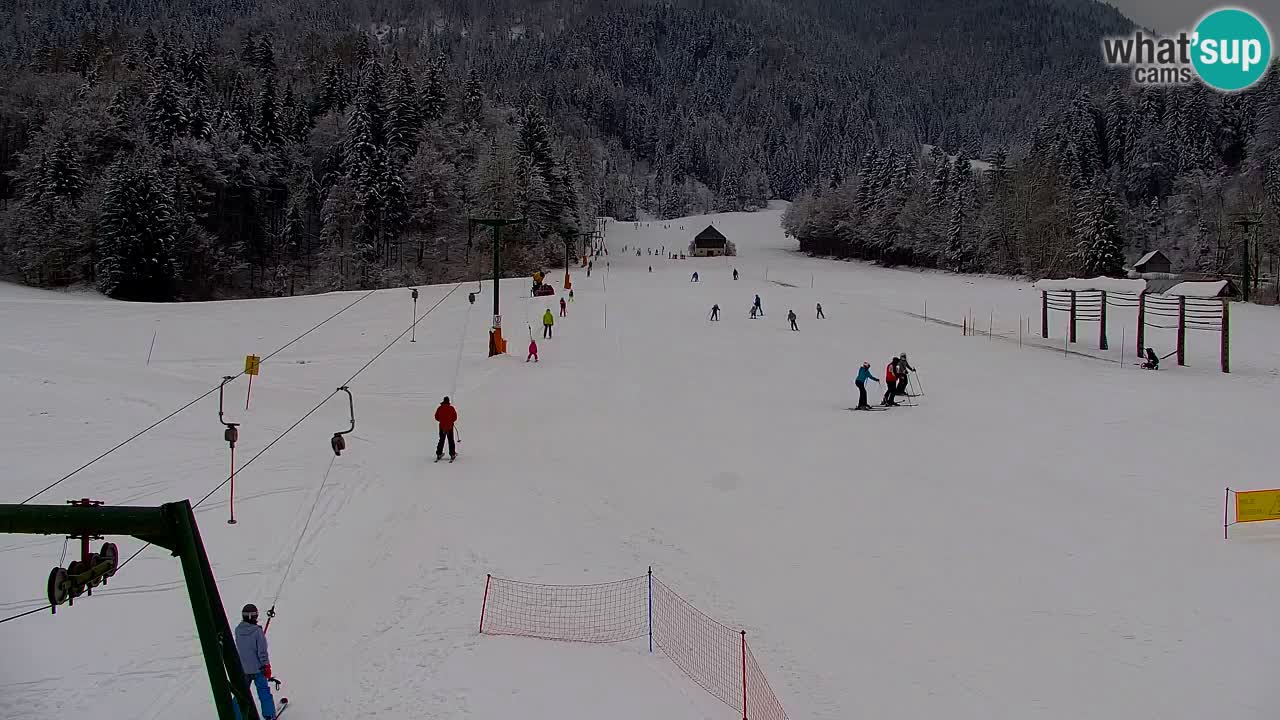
[233,603,277,719]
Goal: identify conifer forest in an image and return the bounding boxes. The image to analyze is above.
[1,0,1277,300]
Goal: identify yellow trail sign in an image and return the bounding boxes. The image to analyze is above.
[244,354,261,376]
[1235,488,1280,524]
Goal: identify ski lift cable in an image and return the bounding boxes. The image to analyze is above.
[265,453,338,633]
[2,285,462,627]
[1,386,347,625]
[0,605,47,625]
[449,300,474,399]
[234,283,463,630]
[18,290,377,505]
[191,283,463,512]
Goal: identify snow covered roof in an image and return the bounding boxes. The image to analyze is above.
[1032,277,1148,293]
[694,225,727,246]
[1165,280,1229,298]
[1134,251,1160,266]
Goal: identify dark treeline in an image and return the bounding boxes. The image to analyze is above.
[0,0,1140,299]
[782,75,1280,286]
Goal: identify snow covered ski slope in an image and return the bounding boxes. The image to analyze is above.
[4,203,1280,720]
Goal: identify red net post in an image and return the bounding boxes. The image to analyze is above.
[741,631,748,720]
[479,574,491,633]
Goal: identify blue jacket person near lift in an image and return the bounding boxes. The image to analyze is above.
[233,603,277,719]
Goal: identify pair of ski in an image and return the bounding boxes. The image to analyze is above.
[849,401,917,411]
[434,455,457,463]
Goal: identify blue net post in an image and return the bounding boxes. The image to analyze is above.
[647,566,653,652]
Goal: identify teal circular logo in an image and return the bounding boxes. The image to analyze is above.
[1192,8,1273,91]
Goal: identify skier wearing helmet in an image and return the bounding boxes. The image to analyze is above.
[234,603,277,719]
[854,362,879,410]
[882,356,901,406]
[895,353,916,397]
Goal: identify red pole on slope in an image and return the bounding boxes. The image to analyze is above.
[740,630,748,720]
[479,574,491,633]
[244,374,254,410]
[1225,488,1230,540]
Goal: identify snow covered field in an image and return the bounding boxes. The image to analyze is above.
[3,203,1280,720]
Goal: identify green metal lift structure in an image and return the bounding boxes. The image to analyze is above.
[0,500,261,720]
[468,216,526,357]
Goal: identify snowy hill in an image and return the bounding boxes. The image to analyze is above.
[4,204,1280,720]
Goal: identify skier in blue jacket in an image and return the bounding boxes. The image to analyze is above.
[854,362,879,410]
[233,603,277,719]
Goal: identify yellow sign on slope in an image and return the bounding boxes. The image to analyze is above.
[245,354,261,376]
[1235,489,1280,523]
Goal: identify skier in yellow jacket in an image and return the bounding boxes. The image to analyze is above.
[542,308,554,338]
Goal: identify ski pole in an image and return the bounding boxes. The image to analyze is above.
[913,369,926,396]
[455,425,461,445]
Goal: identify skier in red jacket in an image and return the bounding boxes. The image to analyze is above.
[881,358,901,406]
[434,397,458,461]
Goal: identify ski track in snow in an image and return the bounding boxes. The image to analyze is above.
[3,202,1280,719]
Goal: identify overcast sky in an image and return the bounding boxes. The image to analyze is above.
[1104,0,1280,34]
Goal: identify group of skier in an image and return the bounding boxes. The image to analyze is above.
[704,284,919,410]
[853,354,918,410]
[717,293,823,329]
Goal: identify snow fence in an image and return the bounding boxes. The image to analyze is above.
[479,571,788,720]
